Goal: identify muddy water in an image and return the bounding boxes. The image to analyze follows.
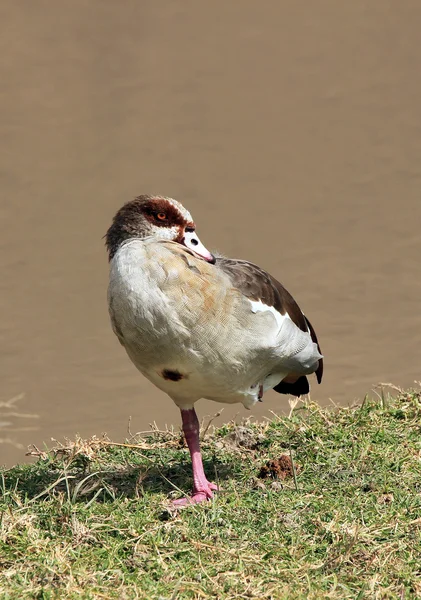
[1,1,421,466]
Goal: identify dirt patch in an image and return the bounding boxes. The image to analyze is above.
[224,426,266,451]
[258,455,299,480]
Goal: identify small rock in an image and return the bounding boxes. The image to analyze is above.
[377,493,394,504]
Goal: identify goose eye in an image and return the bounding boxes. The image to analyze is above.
[157,212,167,221]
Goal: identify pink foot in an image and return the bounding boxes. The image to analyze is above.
[172,408,220,507]
[173,481,218,506]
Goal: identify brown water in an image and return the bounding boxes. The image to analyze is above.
[1,1,421,467]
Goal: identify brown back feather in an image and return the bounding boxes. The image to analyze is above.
[217,258,307,330]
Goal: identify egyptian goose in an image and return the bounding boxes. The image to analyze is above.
[106,195,323,505]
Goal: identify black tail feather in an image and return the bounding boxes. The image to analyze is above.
[273,376,310,397]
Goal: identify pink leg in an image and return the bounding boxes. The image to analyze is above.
[172,408,218,506]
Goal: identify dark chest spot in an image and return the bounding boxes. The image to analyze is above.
[162,369,185,382]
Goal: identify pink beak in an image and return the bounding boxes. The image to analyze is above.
[182,230,215,264]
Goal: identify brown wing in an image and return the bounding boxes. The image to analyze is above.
[217,257,323,384]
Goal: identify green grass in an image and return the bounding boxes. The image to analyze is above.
[1,387,421,599]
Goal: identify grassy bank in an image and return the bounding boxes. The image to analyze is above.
[1,387,421,599]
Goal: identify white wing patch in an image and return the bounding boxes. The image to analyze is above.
[249,299,291,333]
